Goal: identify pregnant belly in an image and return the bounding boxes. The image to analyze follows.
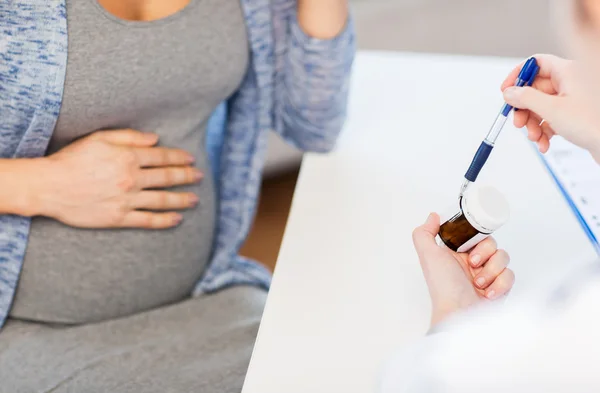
[10,179,216,325]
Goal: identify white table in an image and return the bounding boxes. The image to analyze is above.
[242,52,598,393]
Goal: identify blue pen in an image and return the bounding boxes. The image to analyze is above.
[459,57,540,197]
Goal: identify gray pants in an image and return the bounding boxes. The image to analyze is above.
[0,286,266,393]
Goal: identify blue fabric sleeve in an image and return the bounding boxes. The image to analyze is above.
[275,9,356,152]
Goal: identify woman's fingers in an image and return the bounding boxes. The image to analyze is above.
[133,147,195,167]
[468,237,498,268]
[90,129,159,147]
[121,191,199,229]
[137,167,202,189]
[484,268,516,300]
[130,191,198,211]
[120,211,183,229]
[473,249,510,290]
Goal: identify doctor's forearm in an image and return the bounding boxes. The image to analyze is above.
[297,0,349,39]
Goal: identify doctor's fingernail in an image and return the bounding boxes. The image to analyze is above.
[470,254,481,266]
[476,277,486,288]
[503,87,519,100]
[486,290,497,300]
[426,213,436,225]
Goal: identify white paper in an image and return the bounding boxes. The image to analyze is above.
[542,137,600,243]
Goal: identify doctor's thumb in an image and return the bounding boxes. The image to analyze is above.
[503,86,561,122]
[412,213,441,257]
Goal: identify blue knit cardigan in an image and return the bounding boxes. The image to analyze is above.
[0,0,354,329]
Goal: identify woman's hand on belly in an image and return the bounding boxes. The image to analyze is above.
[33,129,202,229]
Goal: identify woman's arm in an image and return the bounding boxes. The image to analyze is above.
[0,129,200,228]
[274,0,355,152]
[297,0,348,39]
[0,159,44,216]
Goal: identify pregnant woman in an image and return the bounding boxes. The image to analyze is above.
[0,1,354,391]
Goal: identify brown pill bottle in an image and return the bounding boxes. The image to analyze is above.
[438,185,510,253]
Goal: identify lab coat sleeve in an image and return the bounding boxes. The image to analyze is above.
[379,333,452,393]
[378,263,600,393]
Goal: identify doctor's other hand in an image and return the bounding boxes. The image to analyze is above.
[412,213,515,329]
[501,54,600,161]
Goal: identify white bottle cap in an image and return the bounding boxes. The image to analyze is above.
[461,185,510,234]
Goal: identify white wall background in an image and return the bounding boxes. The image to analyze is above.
[265,0,559,176]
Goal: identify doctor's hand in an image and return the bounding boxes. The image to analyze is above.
[501,54,600,161]
[412,214,515,329]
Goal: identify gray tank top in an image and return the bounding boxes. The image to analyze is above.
[10,0,249,324]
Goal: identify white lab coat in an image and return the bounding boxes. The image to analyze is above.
[380,261,600,393]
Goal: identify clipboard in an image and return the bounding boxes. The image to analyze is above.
[538,137,600,253]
